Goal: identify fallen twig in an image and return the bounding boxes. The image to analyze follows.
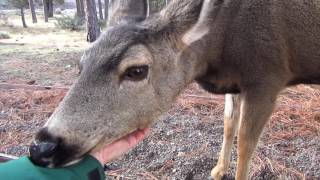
[0,153,18,163]
[137,171,159,180]
[0,83,69,91]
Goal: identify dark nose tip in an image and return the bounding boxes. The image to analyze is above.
[29,140,59,166]
[30,141,58,157]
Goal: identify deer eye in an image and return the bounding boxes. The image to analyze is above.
[123,65,149,81]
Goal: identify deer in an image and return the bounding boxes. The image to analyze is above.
[28,0,320,179]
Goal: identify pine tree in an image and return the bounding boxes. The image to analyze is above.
[11,0,29,28]
[84,0,100,42]
[28,0,37,23]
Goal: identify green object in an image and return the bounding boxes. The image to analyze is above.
[0,155,105,180]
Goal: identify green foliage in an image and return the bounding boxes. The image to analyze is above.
[149,0,167,13]
[0,13,9,25]
[54,15,85,31]
[10,0,28,8]
[54,0,64,5]
[0,31,10,39]
[0,0,10,7]
[98,19,107,29]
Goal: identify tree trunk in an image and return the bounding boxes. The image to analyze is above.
[98,0,103,20]
[43,0,49,22]
[85,0,100,42]
[104,0,109,22]
[147,0,150,17]
[29,0,37,23]
[76,0,81,17]
[48,0,53,17]
[20,7,27,28]
[76,0,85,20]
[80,0,85,17]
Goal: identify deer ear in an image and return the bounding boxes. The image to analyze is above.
[181,0,216,45]
[182,22,209,46]
[158,0,205,41]
[108,0,148,27]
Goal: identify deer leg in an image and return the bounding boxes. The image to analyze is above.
[210,94,240,180]
[235,85,281,180]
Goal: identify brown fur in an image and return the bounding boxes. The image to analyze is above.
[32,0,320,179]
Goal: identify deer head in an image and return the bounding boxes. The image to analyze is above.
[29,0,207,167]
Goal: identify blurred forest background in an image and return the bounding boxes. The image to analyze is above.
[0,0,169,41]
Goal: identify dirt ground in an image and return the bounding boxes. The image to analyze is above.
[1,11,320,180]
[0,10,86,86]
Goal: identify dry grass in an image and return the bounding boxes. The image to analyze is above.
[269,86,320,141]
[0,10,86,86]
[0,79,319,179]
[250,86,320,179]
[172,84,320,179]
[0,89,66,154]
[0,10,87,53]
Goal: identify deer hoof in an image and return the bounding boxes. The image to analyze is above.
[210,166,226,180]
[208,175,230,180]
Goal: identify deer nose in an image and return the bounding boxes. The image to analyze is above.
[29,128,81,167]
[30,141,58,158]
[29,140,59,166]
